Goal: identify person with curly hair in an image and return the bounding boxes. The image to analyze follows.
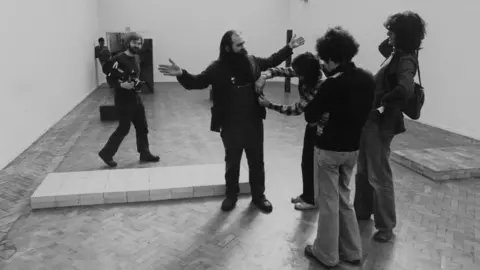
[353,11,427,243]
[302,26,376,268]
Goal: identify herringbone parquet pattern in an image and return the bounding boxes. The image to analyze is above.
[0,82,479,269]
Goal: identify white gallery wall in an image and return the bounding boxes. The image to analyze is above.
[97,0,291,84]
[289,0,480,140]
[1,0,480,170]
[0,0,101,169]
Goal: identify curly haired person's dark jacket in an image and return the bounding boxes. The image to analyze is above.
[375,38,419,135]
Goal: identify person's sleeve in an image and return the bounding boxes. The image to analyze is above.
[268,87,317,116]
[381,57,416,108]
[253,45,294,71]
[262,67,296,79]
[176,62,216,90]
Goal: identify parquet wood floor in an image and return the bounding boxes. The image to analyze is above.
[0,82,479,269]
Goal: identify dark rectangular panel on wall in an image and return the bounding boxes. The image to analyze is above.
[285,29,293,93]
[139,39,154,93]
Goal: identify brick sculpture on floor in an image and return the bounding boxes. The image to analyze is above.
[30,164,250,209]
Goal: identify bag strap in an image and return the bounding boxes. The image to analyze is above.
[380,55,391,67]
[384,50,423,87]
[416,50,422,86]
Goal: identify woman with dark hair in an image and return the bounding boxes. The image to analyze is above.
[353,11,427,243]
[255,52,338,211]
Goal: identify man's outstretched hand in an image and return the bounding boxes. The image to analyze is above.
[288,34,305,49]
[158,58,183,76]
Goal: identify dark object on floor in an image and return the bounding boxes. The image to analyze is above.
[100,105,118,122]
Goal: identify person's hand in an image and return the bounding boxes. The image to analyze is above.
[288,34,305,49]
[316,125,323,136]
[255,75,267,95]
[120,81,135,90]
[158,58,183,76]
[258,95,271,107]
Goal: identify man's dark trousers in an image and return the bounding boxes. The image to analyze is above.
[300,124,317,205]
[221,119,265,200]
[100,98,149,157]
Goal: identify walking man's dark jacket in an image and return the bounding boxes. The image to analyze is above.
[175,45,293,132]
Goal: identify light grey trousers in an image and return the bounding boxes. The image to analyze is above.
[311,147,362,266]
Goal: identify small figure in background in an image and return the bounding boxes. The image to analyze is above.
[95,37,111,66]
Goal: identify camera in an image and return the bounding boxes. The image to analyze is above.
[103,59,145,92]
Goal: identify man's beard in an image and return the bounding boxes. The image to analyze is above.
[224,49,252,83]
[128,46,140,54]
[224,49,248,64]
[237,48,248,55]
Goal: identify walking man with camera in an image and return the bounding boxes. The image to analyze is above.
[98,32,160,167]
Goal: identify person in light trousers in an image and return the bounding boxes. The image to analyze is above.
[302,26,376,268]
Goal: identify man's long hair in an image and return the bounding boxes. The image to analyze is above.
[218,30,237,61]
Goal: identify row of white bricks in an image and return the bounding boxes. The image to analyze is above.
[31,164,250,209]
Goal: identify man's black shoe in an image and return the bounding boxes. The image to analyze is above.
[140,152,160,163]
[252,197,273,213]
[221,196,237,212]
[98,152,117,167]
[373,230,394,243]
